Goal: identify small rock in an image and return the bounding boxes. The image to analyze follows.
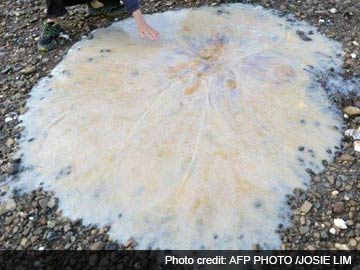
[343,106,360,117]
[334,243,350,250]
[252,243,260,250]
[327,176,335,185]
[299,200,313,213]
[320,230,329,239]
[354,141,360,152]
[47,197,58,209]
[90,241,105,250]
[38,198,49,209]
[334,218,348,229]
[21,65,37,75]
[64,224,71,232]
[329,227,337,234]
[330,8,337,14]
[5,138,15,147]
[299,226,310,234]
[349,238,357,247]
[47,220,56,229]
[333,202,345,214]
[339,153,355,162]
[300,216,306,225]
[1,66,11,74]
[20,238,29,248]
[351,53,357,59]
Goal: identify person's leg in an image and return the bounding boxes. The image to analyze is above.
[39,0,125,52]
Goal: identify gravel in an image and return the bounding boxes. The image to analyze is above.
[0,0,359,250]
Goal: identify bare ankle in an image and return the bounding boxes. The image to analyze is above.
[47,18,60,24]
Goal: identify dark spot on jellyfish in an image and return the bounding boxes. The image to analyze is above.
[40,97,44,100]
[313,121,321,127]
[326,148,332,154]
[306,168,315,176]
[254,200,262,208]
[308,149,314,154]
[298,146,305,151]
[92,192,100,199]
[332,126,339,131]
[55,165,72,180]
[217,9,230,15]
[131,71,139,77]
[278,223,283,229]
[300,119,306,125]
[296,30,312,41]
[118,213,122,218]
[28,137,35,142]
[329,67,335,72]
[308,30,313,35]
[286,18,295,23]
[40,182,43,186]
[309,161,314,166]
[88,57,93,62]
[238,234,243,240]
[213,234,218,239]
[297,157,304,163]
[48,88,52,92]
[336,53,342,58]
[48,74,53,78]
[77,47,81,51]
[322,160,328,166]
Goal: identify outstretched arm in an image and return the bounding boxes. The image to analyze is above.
[122,0,160,40]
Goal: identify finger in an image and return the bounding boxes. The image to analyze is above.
[146,31,155,40]
[150,30,159,40]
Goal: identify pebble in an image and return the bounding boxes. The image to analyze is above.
[47,220,56,229]
[47,197,58,208]
[300,226,310,234]
[333,202,345,214]
[64,224,71,232]
[349,238,357,247]
[334,218,348,229]
[329,227,337,235]
[299,200,313,213]
[354,141,360,152]
[21,65,37,75]
[330,8,337,14]
[334,243,350,250]
[339,153,355,162]
[320,230,329,239]
[343,106,360,117]
[90,241,105,250]
[38,198,49,209]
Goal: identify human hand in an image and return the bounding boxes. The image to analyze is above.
[133,9,160,40]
